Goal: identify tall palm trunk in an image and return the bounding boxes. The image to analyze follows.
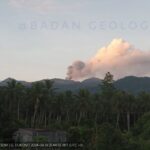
[17,100,20,120]
[78,112,82,126]
[66,111,70,122]
[44,112,47,128]
[25,110,28,125]
[127,111,130,131]
[116,113,120,128]
[32,97,39,127]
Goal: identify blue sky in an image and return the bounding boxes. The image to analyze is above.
[0,0,150,81]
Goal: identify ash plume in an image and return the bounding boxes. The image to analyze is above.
[66,38,150,80]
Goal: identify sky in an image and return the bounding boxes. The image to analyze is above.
[1,0,150,81]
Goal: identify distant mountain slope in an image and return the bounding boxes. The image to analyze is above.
[0,78,31,87]
[52,78,80,92]
[1,76,150,94]
[52,78,101,92]
[114,76,150,94]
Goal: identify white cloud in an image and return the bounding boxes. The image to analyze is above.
[67,39,150,80]
[9,0,56,12]
[8,0,80,13]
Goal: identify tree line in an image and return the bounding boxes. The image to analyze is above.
[0,72,150,149]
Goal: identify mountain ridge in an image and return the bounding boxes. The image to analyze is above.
[1,76,150,94]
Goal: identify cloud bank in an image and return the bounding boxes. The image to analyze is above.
[66,39,150,80]
[9,0,80,13]
[9,0,58,12]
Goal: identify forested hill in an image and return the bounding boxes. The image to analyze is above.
[1,76,150,94]
[114,76,150,94]
[1,73,150,149]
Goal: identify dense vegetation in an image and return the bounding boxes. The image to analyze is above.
[1,72,150,149]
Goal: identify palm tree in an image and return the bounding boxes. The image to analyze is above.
[6,79,25,120]
[15,83,26,121]
[123,92,135,131]
[42,80,54,127]
[30,81,45,128]
[112,91,124,129]
[75,89,91,126]
[63,90,74,122]
[101,72,115,99]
